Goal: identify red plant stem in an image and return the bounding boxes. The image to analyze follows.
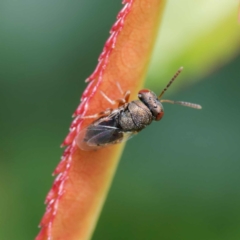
[36,0,165,239]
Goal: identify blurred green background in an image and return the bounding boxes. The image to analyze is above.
[1,1,240,240]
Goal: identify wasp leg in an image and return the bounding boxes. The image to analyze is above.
[116,82,130,103]
[116,82,124,95]
[79,108,113,119]
[100,90,131,107]
[123,90,130,104]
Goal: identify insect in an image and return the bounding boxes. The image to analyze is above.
[76,67,202,151]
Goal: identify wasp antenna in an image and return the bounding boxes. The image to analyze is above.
[161,99,202,109]
[158,67,183,99]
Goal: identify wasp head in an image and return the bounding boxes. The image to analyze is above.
[138,89,164,121]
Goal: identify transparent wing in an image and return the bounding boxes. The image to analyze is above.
[92,109,121,125]
[76,124,136,151]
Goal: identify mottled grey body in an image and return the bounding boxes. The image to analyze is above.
[77,67,201,150]
[82,91,164,149]
[118,100,153,131]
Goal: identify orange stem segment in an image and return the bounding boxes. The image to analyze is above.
[36,0,166,239]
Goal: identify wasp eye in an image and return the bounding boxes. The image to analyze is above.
[156,111,164,121]
[138,89,150,94]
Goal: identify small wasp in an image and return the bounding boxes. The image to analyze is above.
[76,67,202,151]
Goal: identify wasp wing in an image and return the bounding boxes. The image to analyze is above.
[76,124,136,151]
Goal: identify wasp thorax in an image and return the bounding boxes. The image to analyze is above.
[138,89,164,121]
